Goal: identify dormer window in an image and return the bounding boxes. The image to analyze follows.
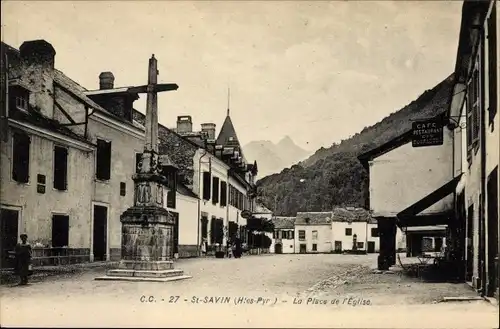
[15,96,28,111]
[228,137,234,141]
[9,82,31,113]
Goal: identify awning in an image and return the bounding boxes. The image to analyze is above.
[397,174,462,227]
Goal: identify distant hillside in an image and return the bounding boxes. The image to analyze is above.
[243,136,310,178]
[257,74,454,216]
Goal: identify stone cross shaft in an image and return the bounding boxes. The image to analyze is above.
[134,55,178,174]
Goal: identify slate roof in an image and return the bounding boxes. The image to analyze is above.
[254,203,273,214]
[53,70,108,113]
[295,208,373,225]
[331,207,372,223]
[9,107,95,147]
[295,212,333,225]
[272,216,295,229]
[216,114,241,149]
[53,69,146,131]
[177,182,199,199]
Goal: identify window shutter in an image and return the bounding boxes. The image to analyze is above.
[96,139,112,180]
[201,216,208,239]
[203,172,211,200]
[220,182,227,207]
[53,146,68,190]
[210,217,216,244]
[488,7,497,126]
[212,177,219,204]
[12,132,30,183]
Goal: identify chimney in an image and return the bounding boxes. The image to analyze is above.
[176,115,192,134]
[99,72,115,90]
[19,40,56,118]
[201,123,216,140]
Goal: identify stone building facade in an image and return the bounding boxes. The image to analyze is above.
[1,38,259,267]
[449,0,499,300]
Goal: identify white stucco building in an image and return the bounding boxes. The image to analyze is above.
[270,216,295,254]
[294,212,333,253]
[358,74,456,269]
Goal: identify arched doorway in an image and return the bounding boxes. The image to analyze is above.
[274,243,283,254]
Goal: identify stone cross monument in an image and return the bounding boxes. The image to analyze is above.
[96,55,191,282]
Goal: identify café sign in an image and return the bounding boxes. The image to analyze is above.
[412,118,444,147]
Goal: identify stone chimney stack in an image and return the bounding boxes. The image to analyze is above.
[201,123,216,140]
[176,115,192,134]
[99,72,115,90]
[19,40,56,118]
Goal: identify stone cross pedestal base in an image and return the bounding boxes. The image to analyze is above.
[95,207,191,283]
[95,260,192,282]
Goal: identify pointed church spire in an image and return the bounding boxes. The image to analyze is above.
[227,87,231,116]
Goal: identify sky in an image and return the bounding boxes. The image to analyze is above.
[2,1,463,152]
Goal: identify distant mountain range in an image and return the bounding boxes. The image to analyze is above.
[256,74,455,216]
[243,136,311,178]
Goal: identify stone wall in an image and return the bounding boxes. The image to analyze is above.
[133,110,197,188]
[178,245,199,258]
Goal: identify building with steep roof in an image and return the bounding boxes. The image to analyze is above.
[294,212,333,253]
[270,216,295,254]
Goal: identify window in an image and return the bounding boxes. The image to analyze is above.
[53,146,68,191]
[345,228,352,236]
[212,177,220,205]
[371,228,379,237]
[52,215,69,248]
[298,230,305,241]
[12,132,30,183]
[120,182,126,196]
[15,96,28,111]
[220,181,227,207]
[312,230,318,240]
[312,244,317,251]
[357,242,364,249]
[201,216,208,239]
[209,216,216,244]
[273,230,276,239]
[96,139,111,180]
[37,174,46,194]
[166,187,176,209]
[290,231,295,240]
[202,172,211,200]
[466,55,481,162]
[135,153,142,173]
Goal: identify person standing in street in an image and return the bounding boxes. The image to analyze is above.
[15,234,32,285]
[200,238,207,257]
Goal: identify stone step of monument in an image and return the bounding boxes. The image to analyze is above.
[117,260,174,271]
[106,269,185,278]
[95,274,192,283]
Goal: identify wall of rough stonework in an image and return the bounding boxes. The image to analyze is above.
[133,110,197,188]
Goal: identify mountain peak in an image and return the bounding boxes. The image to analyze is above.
[243,136,311,178]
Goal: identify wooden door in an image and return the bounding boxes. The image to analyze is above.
[274,243,282,254]
[93,205,107,261]
[487,167,498,297]
[367,241,375,253]
[0,209,19,269]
